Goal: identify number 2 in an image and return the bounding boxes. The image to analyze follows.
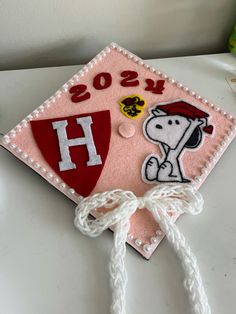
[69,84,91,103]
[120,71,139,87]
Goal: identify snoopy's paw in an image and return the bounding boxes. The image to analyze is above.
[160,161,172,169]
[144,157,159,181]
[157,161,173,181]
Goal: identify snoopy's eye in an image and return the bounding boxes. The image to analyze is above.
[168,120,172,125]
[175,120,180,125]
[155,124,163,129]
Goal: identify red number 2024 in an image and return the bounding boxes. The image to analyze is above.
[69,71,165,103]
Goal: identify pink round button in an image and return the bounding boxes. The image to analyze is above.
[118,122,135,138]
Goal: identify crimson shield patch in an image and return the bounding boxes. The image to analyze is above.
[30,110,111,196]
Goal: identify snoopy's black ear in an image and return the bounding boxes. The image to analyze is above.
[151,108,166,116]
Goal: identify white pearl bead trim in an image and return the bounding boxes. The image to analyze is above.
[127,233,134,240]
[193,121,236,184]
[9,132,16,138]
[34,162,40,169]
[2,136,10,144]
[156,230,163,236]
[1,42,236,255]
[68,188,75,195]
[128,227,167,253]
[60,182,66,189]
[143,244,151,252]
[168,78,175,84]
[40,167,46,173]
[10,143,16,149]
[161,73,168,79]
[150,237,158,244]
[54,177,60,183]
[189,91,196,96]
[131,229,168,253]
[1,136,80,201]
[46,172,53,179]
[194,176,202,183]
[126,228,166,254]
[135,239,142,247]
[28,157,34,164]
[16,147,22,154]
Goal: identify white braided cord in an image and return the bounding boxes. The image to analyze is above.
[74,183,211,314]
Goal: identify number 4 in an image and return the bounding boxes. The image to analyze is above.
[145,79,165,94]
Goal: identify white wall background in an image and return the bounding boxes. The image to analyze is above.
[0,0,235,70]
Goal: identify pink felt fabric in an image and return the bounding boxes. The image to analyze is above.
[1,46,236,259]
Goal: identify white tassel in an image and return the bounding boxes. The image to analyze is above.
[74,183,211,314]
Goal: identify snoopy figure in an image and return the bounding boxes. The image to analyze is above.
[142,100,214,183]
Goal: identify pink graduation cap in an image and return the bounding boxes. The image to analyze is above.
[1,43,236,314]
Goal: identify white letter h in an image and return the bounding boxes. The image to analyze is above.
[52,116,102,171]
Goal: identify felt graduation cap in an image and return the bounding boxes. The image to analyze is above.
[1,43,236,314]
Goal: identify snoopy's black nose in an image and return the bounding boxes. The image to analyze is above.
[155,124,163,129]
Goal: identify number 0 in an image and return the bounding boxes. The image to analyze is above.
[93,72,112,90]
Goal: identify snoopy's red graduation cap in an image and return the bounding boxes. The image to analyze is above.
[156,100,209,118]
[0,43,236,259]
[156,100,214,134]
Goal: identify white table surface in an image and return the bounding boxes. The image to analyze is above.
[0,53,236,314]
